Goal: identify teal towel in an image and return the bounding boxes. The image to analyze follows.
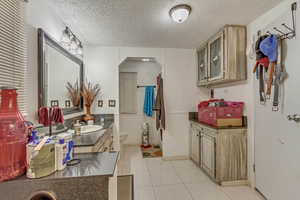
[143,86,155,117]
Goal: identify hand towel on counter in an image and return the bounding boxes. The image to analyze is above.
[154,74,165,130]
[50,107,64,124]
[143,86,155,117]
[38,107,64,126]
[38,107,50,126]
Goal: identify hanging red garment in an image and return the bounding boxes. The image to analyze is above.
[38,107,50,126]
[0,87,28,182]
[50,107,64,124]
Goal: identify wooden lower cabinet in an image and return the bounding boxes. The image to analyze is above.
[189,126,200,165]
[200,132,216,179]
[190,121,247,185]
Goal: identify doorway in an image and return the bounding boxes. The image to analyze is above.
[118,57,162,147]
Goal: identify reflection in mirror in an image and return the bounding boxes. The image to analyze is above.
[38,29,84,115]
[45,43,80,109]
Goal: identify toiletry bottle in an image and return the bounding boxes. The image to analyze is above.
[74,120,81,136]
[55,139,67,171]
[30,130,40,145]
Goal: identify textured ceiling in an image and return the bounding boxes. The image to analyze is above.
[48,0,282,48]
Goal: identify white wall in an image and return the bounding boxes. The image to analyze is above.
[248,1,300,199]
[212,0,296,189]
[119,60,161,145]
[163,49,208,157]
[84,46,120,114]
[25,0,65,122]
[84,46,208,158]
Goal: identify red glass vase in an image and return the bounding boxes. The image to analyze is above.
[0,87,27,182]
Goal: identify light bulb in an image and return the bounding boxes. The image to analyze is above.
[61,27,71,43]
[76,43,83,55]
[70,37,78,50]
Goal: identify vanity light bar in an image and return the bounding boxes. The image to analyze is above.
[60,27,83,56]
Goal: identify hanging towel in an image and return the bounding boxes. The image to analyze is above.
[38,107,64,126]
[50,107,65,124]
[143,86,155,117]
[154,74,165,131]
[38,107,50,126]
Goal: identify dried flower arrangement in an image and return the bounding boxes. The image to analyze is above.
[81,80,101,121]
[66,80,81,107]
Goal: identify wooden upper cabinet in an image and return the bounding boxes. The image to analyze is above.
[208,31,224,82]
[197,44,208,85]
[197,25,247,87]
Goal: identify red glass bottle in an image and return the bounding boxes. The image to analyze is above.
[0,87,27,182]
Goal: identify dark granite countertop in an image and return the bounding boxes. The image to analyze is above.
[189,118,247,130]
[73,120,113,147]
[47,152,119,179]
[5,152,119,183]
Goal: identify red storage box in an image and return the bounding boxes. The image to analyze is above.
[198,100,244,127]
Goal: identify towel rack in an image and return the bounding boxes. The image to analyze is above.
[257,2,297,40]
[137,85,156,88]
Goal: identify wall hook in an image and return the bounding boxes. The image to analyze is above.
[273,27,286,35]
[259,2,297,40]
[282,23,294,32]
[266,31,272,35]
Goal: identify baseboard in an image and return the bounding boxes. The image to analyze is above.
[221,180,250,186]
[122,144,140,147]
[162,155,189,161]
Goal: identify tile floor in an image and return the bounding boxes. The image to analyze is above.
[118,145,264,200]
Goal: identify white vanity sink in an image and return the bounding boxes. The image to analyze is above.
[80,125,103,134]
[69,125,103,134]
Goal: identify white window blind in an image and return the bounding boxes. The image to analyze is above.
[0,0,27,114]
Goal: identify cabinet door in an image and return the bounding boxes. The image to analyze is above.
[197,45,208,85]
[208,32,224,81]
[200,132,216,178]
[190,127,200,164]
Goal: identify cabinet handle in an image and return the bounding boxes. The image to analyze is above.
[212,56,219,62]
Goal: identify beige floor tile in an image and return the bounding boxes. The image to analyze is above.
[173,163,209,184]
[134,186,156,200]
[186,182,230,200]
[120,146,263,200]
[154,184,193,200]
[147,159,181,186]
[221,186,264,200]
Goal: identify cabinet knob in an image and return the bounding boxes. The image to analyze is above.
[212,56,219,62]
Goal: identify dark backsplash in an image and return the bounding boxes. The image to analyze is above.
[188,112,198,121]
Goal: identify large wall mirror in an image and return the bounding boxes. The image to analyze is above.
[38,28,84,115]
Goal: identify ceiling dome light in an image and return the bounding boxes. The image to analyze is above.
[169,4,192,23]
